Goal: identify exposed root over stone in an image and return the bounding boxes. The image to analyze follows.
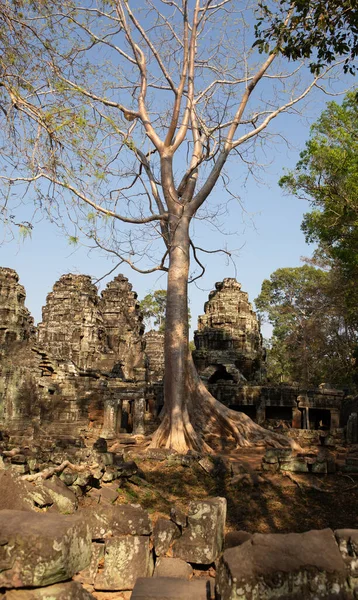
[21,460,99,482]
[149,355,294,454]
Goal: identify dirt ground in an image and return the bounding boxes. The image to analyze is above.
[101,447,358,535]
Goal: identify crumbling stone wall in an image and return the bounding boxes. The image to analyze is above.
[0,270,147,444]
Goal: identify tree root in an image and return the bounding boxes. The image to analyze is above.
[21,460,99,482]
[149,353,295,453]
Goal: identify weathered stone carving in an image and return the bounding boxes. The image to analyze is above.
[37,274,107,370]
[144,330,165,384]
[99,274,146,381]
[193,278,265,383]
[0,267,35,346]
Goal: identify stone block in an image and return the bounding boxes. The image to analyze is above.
[3,581,95,599]
[170,507,187,529]
[42,476,78,513]
[153,558,193,580]
[79,542,105,585]
[216,529,346,600]
[131,577,211,600]
[99,484,119,505]
[153,518,181,556]
[0,470,77,513]
[311,461,327,474]
[173,497,226,564]
[279,458,309,473]
[0,510,91,588]
[94,536,151,591]
[224,531,252,549]
[84,504,152,540]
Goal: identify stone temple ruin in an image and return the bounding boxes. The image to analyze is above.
[2,267,358,600]
[0,267,356,446]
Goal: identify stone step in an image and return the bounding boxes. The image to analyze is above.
[131,577,213,600]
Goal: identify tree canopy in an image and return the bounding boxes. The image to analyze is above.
[258,93,358,389]
[255,0,358,74]
[255,265,357,388]
[280,92,358,331]
[140,290,167,332]
[280,92,358,274]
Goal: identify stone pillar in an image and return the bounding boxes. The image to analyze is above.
[305,407,310,430]
[292,408,301,429]
[133,397,146,435]
[330,408,340,429]
[256,402,265,425]
[101,400,118,439]
[347,413,358,444]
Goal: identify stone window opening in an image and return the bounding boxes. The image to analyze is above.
[208,364,235,384]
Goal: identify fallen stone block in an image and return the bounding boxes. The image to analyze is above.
[79,542,105,585]
[0,510,91,588]
[3,581,95,599]
[170,507,187,529]
[0,470,77,513]
[154,558,193,580]
[279,457,309,473]
[42,476,78,513]
[153,518,181,556]
[173,497,226,564]
[84,504,152,540]
[131,577,211,599]
[94,536,151,591]
[216,528,347,600]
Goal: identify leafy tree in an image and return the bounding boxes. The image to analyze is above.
[280,92,358,330]
[140,290,167,332]
[255,0,358,74]
[255,265,357,387]
[140,290,191,331]
[0,1,346,451]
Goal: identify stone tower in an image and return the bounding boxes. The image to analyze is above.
[193,278,265,383]
[37,274,107,369]
[99,274,146,381]
[0,267,34,346]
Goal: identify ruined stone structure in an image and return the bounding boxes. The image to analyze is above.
[0,268,35,347]
[0,268,351,445]
[193,278,265,383]
[0,269,149,444]
[37,274,107,370]
[193,278,344,433]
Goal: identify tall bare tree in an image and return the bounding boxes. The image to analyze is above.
[0,0,344,451]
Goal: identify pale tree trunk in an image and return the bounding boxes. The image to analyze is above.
[150,215,293,453]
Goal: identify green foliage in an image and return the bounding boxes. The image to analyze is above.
[280,92,358,336]
[255,265,357,388]
[68,235,79,246]
[140,290,191,331]
[254,0,358,74]
[140,290,167,331]
[280,93,358,275]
